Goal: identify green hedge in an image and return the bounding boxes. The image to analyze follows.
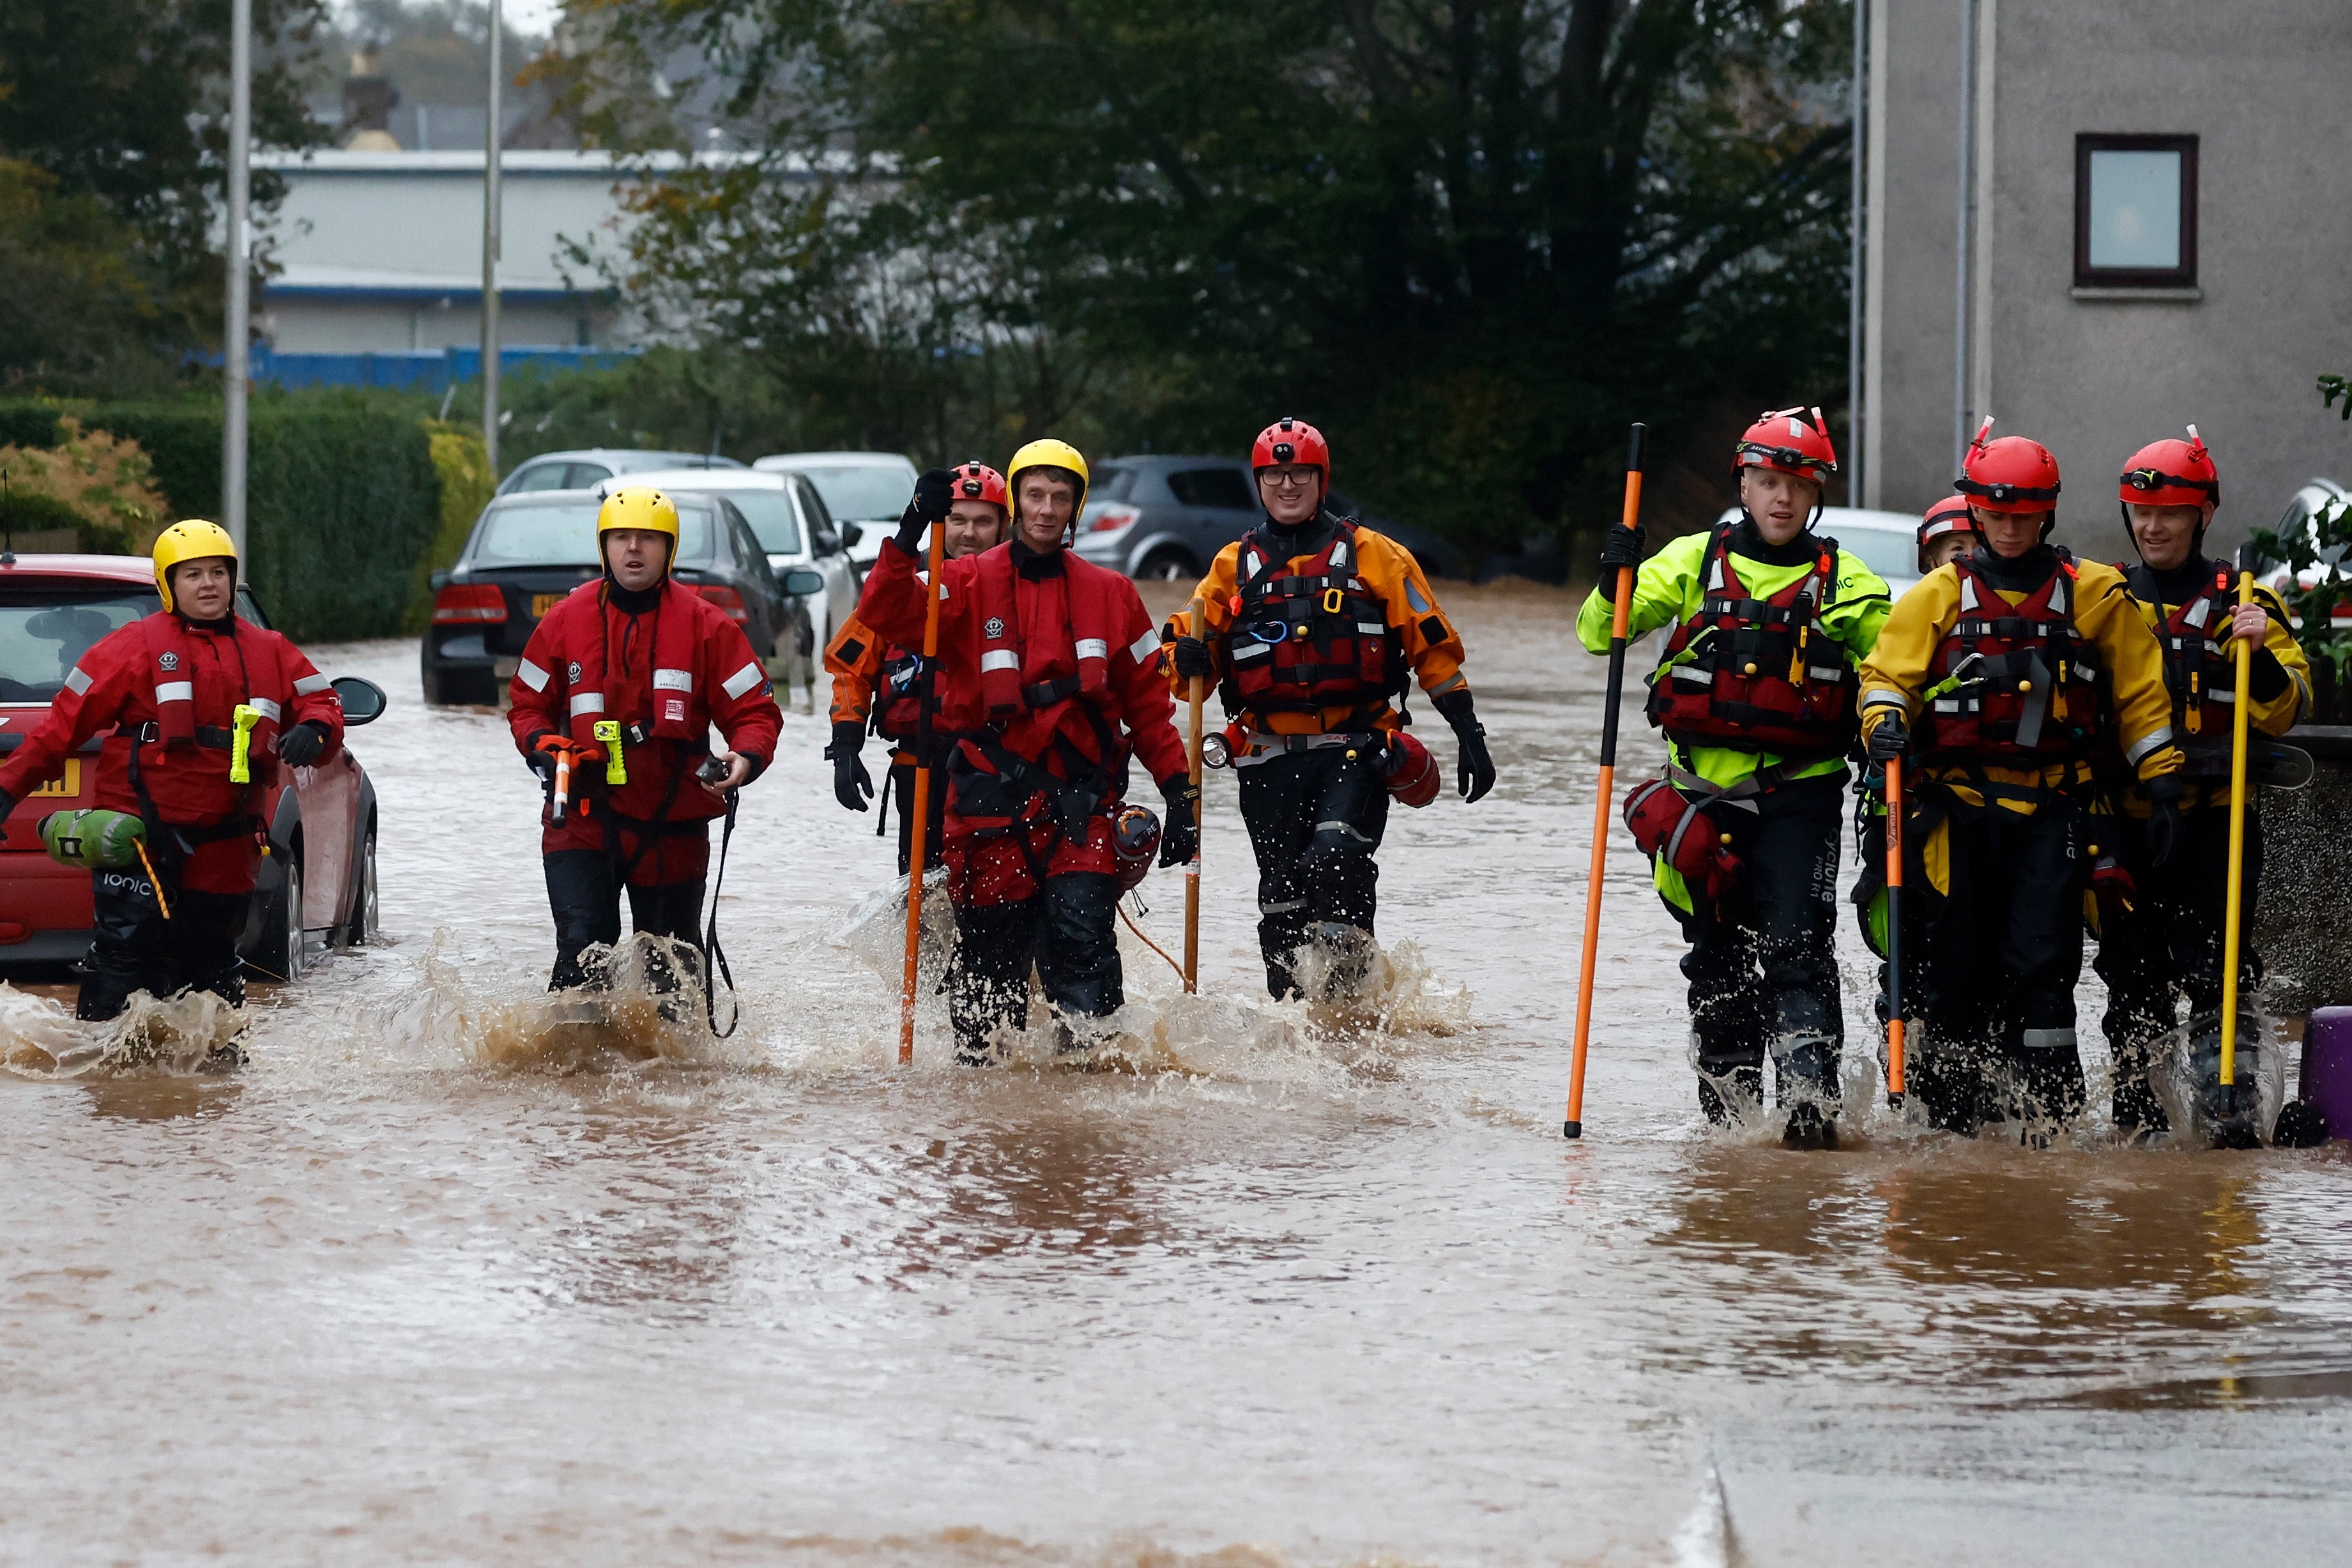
[0,395,441,643]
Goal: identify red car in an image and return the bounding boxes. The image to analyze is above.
[0,554,386,985]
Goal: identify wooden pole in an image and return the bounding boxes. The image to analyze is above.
[1883,755,1906,1107]
[1183,595,1206,993]
[2218,558,2256,1097]
[898,521,947,1063]
[1564,423,1646,1139]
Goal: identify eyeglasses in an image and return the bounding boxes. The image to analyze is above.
[1259,469,1318,491]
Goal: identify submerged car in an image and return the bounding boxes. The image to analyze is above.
[421,489,826,706]
[752,451,916,571]
[1071,454,1460,581]
[0,554,388,985]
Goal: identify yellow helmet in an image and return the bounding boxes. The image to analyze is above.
[596,485,680,575]
[152,520,239,614]
[1005,438,1090,537]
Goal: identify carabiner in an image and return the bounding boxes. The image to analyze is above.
[1321,586,1346,616]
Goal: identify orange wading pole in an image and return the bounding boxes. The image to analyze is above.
[1883,755,1907,1108]
[1564,422,1646,1139]
[1183,595,1206,993]
[898,517,948,1064]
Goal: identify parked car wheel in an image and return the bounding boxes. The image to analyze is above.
[1136,545,1197,582]
[339,821,378,949]
[260,841,305,984]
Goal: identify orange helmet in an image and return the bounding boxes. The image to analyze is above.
[949,458,1009,513]
[1732,406,1838,485]
[2118,427,2219,510]
[1955,418,2061,516]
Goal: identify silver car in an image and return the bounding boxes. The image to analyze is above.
[1710,505,1925,598]
[497,447,745,496]
[753,450,917,570]
[1071,453,1462,580]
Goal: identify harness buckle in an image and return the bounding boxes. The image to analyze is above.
[1322,587,1345,616]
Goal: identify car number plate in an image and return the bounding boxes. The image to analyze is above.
[531,593,561,618]
[27,759,79,798]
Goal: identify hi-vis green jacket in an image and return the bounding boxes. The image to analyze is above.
[1575,525,1893,792]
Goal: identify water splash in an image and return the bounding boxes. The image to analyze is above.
[0,982,243,1079]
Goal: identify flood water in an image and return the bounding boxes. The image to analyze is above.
[5,583,2350,1566]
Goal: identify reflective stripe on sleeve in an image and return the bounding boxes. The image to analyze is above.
[721,662,763,699]
[654,668,694,692]
[517,658,551,692]
[2125,725,2174,765]
[1860,689,1909,711]
[569,691,607,717]
[63,666,92,696]
[980,650,1021,673]
[1426,672,1466,697]
[156,681,194,704]
[1127,629,1160,664]
[293,672,333,695]
[248,697,282,721]
[1075,638,1109,662]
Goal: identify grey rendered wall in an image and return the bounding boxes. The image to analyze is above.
[1869,0,2352,554]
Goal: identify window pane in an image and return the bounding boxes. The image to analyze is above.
[797,464,915,521]
[474,501,711,565]
[507,462,572,492]
[1167,468,1256,510]
[2088,150,2181,269]
[0,593,154,701]
[1091,464,1136,501]
[1837,529,1918,582]
[711,491,802,554]
[565,464,615,489]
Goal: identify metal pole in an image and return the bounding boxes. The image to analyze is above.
[1847,0,1866,508]
[222,0,252,556]
[481,0,504,475]
[1952,0,1977,476]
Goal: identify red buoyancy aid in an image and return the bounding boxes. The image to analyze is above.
[136,613,287,789]
[1644,527,1857,756]
[970,544,1117,719]
[1226,521,1396,721]
[531,582,714,749]
[2127,559,2252,777]
[1922,549,2106,759]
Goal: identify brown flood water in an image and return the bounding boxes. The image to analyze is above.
[4,582,2350,1566]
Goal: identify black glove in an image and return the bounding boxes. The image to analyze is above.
[1432,689,1495,803]
[1598,522,1646,573]
[2144,772,2186,871]
[277,719,330,767]
[1157,776,1200,866]
[524,731,560,784]
[1866,712,1908,763]
[825,721,874,812]
[893,468,956,556]
[1172,635,1214,682]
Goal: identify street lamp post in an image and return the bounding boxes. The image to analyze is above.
[222,0,252,557]
[482,0,504,475]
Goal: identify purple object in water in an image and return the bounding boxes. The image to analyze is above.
[2300,1007,2352,1141]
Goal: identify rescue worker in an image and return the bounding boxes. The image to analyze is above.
[508,485,783,993]
[1857,421,2183,1137]
[851,439,1192,1063]
[0,521,344,1024]
[2093,430,2309,1140]
[1580,407,1891,1148]
[1165,418,1493,1001]
[822,460,1008,872]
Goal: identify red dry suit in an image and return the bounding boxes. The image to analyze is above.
[507,580,783,885]
[0,611,344,893]
[855,537,1187,908]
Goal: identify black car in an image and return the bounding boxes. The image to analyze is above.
[421,489,826,706]
[1069,453,1460,581]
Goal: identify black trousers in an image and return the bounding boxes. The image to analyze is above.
[2093,804,2263,1134]
[542,847,706,992]
[946,871,1122,1063]
[887,756,949,877]
[1676,772,1844,1115]
[1913,792,2086,1132]
[78,867,248,1022]
[1236,744,1391,998]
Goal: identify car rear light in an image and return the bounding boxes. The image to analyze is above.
[432,583,508,623]
[1088,503,1142,533]
[694,584,749,622]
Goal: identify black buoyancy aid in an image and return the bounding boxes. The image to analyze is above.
[1644,526,1856,756]
[1225,519,1398,721]
[2128,559,2249,776]
[876,643,927,738]
[1923,549,2105,759]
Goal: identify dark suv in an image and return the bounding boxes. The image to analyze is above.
[1069,454,1457,581]
[421,489,823,706]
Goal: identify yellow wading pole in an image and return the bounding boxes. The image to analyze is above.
[1884,756,1906,1108]
[2218,557,2256,1104]
[1184,595,1206,994]
[1564,422,1646,1139]
[898,518,948,1065]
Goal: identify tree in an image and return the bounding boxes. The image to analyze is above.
[556,0,1854,556]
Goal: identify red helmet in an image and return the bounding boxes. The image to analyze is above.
[2118,427,2219,510]
[1252,417,1331,488]
[950,458,1009,512]
[1380,730,1440,809]
[1732,406,1839,485]
[1955,418,2061,515]
[1918,494,1974,568]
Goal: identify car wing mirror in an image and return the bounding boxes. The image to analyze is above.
[779,567,827,597]
[333,675,389,727]
[839,521,864,549]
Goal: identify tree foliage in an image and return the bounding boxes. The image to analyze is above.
[554,0,1854,555]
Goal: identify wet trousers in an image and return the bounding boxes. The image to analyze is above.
[1676,772,1844,1120]
[1913,792,2086,1132]
[542,846,705,992]
[946,872,1123,1063]
[78,865,248,1021]
[2093,805,2264,1134]
[1236,743,1391,998]
[886,754,948,877]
